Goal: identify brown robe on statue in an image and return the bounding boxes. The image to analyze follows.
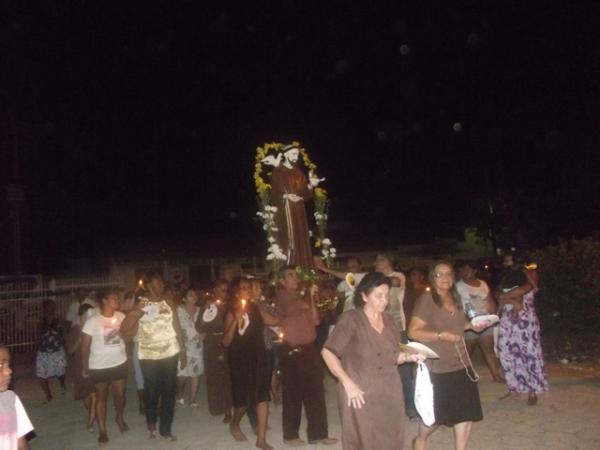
[271,164,313,270]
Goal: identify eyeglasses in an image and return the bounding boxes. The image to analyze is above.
[433,272,453,279]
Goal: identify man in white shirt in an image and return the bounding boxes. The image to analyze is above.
[65,291,96,327]
[335,257,363,312]
[373,253,406,332]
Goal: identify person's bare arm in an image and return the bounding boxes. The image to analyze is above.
[120,305,143,342]
[321,347,364,408]
[313,257,347,279]
[168,300,187,368]
[408,315,461,343]
[308,286,321,326]
[17,436,30,450]
[257,304,278,326]
[80,332,92,378]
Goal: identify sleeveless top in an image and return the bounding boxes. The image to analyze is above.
[137,299,180,360]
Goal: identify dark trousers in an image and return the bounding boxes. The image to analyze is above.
[398,362,417,417]
[140,354,178,436]
[280,342,328,441]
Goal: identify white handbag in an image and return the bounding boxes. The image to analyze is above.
[414,362,435,426]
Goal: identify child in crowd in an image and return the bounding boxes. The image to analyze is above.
[0,344,34,449]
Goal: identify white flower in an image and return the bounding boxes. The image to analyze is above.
[267,243,287,261]
[321,238,331,246]
[308,170,325,188]
[321,249,329,257]
[308,230,313,237]
[268,236,276,243]
[261,153,282,167]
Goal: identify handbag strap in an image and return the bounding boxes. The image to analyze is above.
[454,338,480,382]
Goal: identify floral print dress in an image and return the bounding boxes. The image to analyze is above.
[497,290,549,394]
[177,306,204,377]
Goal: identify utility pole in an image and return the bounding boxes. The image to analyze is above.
[4,118,29,275]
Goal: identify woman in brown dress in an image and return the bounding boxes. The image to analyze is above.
[408,261,484,450]
[196,280,232,422]
[322,272,424,450]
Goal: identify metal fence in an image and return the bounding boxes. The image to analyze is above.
[0,277,124,353]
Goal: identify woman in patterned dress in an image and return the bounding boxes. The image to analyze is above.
[176,289,203,407]
[36,299,67,402]
[497,253,549,405]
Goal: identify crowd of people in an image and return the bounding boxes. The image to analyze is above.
[1,251,549,450]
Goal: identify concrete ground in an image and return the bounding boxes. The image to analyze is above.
[11,355,600,450]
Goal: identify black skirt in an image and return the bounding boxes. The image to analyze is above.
[89,361,129,384]
[431,368,483,427]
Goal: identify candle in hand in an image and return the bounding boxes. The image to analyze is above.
[241,299,247,310]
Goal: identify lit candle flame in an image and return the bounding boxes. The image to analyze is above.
[278,332,284,340]
[138,279,143,286]
[241,299,247,309]
[425,286,431,292]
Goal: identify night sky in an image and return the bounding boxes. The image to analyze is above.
[1,2,598,271]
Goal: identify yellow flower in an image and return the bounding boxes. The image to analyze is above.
[315,239,321,248]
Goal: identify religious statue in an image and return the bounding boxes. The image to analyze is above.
[270,145,313,270]
[254,141,335,273]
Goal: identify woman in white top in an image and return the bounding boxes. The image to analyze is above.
[456,261,504,383]
[176,289,204,407]
[81,289,129,444]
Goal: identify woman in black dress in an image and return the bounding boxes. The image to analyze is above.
[223,277,277,450]
[196,280,232,422]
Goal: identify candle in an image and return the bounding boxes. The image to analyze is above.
[425,286,431,292]
[216,299,222,305]
[278,332,284,340]
[138,279,143,287]
[241,299,247,309]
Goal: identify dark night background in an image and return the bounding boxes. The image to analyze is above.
[1,1,598,273]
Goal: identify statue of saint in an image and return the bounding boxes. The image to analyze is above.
[270,145,314,270]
